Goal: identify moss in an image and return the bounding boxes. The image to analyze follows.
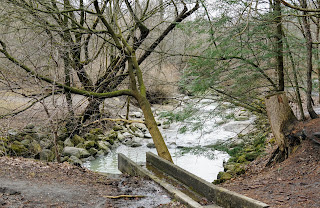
[72,135,85,146]
[9,141,28,156]
[89,128,103,135]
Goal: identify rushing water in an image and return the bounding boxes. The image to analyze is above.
[84,98,254,182]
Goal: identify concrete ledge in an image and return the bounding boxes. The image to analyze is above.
[118,153,209,208]
[146,152,269,208]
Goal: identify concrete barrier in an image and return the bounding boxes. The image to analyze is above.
[118,153,213,208]
[146,152,269,208]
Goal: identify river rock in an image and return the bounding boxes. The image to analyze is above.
[71,135,85,146]
[113,125,123,131]
[89,128,104,135]
[147,143,155,148]
[40,149,55,161]
[29,141,42,155]
[64,138,74,147]
[162,124,170,129]
[84,141,95,149]
[20,139,31,146]
[144,133,152,139]
[97,141,111,153]
[84,133,99,141]
[9,141,27,156]
[117,133,125,142]
[130,142,142,148]
[62,147,90,158]
[130,112,142,118]
[88,148,98,156]
[132,123,147,132]
[68,155,83,167]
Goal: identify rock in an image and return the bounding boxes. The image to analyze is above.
[61,156,69,162]
[84,133,99,141]
[25,124,35,129]
[217,172,232,181]
[20,139,31,146]
[122,132,133,139]
[97,141,111,153]
[117,133,125,142]
[162,124,170,129]
[40,139,52,149]
[76,143,85,149]
[144,133,152,139]
[134,132,144,138]
[88,148,98,156]
[147,143,155,148]
[81,156,95,162]
[40,149,55,161]
[235,116,249,121]
[9,141,28,156]
[113,125,123,131]
[84,141,95,149]
[64,138,74,147]
[129,125,139,133]
[130,112,142,118]
[71,135,85,146]
[62,147,90,158]
[68,155,83,167]
[89,128,103,135]
[132,123,147,132]
[8,129,19,137]
[0,146,7,156]
[29,141,42,155]
[130,142,142,148]
[96,150,105,156]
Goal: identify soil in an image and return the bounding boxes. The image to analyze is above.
[220,118,320,208]
[0,156,187,208]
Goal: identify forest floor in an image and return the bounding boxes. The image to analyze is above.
[0,156,187,208]
[220,118,320,208]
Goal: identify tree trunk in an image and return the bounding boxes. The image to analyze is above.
[265,92,300,163]
[274,0,285,91]
[301,0,318,119]
[135,93,173,162]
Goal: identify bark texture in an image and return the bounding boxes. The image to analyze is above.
[265,92,300,163]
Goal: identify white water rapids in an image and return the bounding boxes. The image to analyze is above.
[84,98,254,182]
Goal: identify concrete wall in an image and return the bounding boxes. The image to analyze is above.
[146,152,269,208]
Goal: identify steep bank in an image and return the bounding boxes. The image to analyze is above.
[219,118,320,207]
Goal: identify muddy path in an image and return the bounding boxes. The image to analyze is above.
[0,156,185,208]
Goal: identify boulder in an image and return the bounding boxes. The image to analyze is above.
[71,135,85,146]
[84,133,99,141]
[68,155,83,167]
[84,141,95,149]
[117,133,125,142]
[64,138,74,147]
[40,149,55,162]
[88,148,98,156]
[9,141,28,156]
[29,141,42,155]
[144,133,152,139]
[147,143,155,148]
[62,147,90,158]
[20,139,31,146]
[97,141,111,153]
[89,128,103,135]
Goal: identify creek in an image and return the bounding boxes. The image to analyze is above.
[84,98,254,182]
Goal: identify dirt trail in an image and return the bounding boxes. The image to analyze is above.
[0,156,183,208]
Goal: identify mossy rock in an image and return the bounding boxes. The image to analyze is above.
[9,141,28,156]
[89,128,103,135]
[64,138,74,147]
[39,149,55,162]
[21,139,31,146]
[84,133,99,141]
[236,155,247,163]
[84,141,96,149]
[112,125,123,131]
[88,148,98,156]
[29,141,42,155]
[68,155,83,167]
[71,135,85,146]
[76,143,85,149]
[217,172,232,180]
[0,146,7,156]
[129,125,139,133]
[0,137,8,147]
